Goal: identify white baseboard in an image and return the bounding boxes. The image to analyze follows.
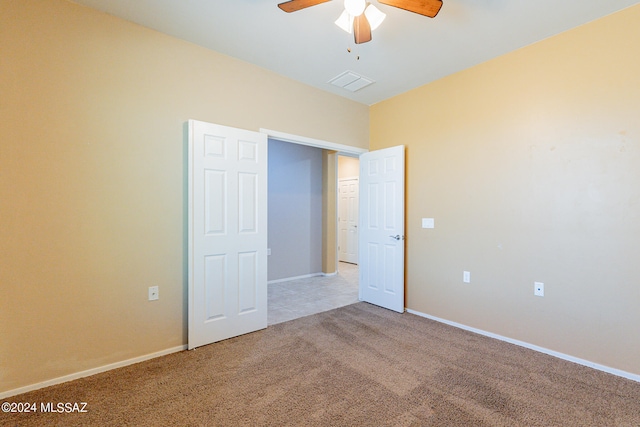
[406,308,640,383]
[12,308,635,400]
[0,345,187,399]
[268,272,325,284]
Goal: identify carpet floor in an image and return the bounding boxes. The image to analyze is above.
[2,302,639,426]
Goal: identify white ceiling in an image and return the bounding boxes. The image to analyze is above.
[70,0,638,105]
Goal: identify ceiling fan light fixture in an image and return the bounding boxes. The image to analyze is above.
[344,0,366,17]
[335,9,354,34]
[364,4,386,31]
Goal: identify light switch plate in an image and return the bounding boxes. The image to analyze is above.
[422,218,435,229]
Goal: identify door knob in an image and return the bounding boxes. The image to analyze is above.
[389,235,404,241]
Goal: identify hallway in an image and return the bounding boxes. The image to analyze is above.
[267,262,359,325]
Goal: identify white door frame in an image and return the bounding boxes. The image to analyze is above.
[260,129,367,271]
[260,129,368,156]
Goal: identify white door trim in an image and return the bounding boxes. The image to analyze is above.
[259,129,367,156]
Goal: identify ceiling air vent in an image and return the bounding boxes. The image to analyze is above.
[329,71,374,92]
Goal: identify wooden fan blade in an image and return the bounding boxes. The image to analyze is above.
[278,0,331,13]
[353,14,372,44]
[378,0,443,18]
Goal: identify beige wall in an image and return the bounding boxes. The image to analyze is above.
[3,0,639,395]
[322,152,338,274]
[0,0,368,393]
[371,5,640,375]
[338,155,360,179]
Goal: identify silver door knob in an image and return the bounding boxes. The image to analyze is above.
[389,235,404,241]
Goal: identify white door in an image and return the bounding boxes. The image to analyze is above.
[338,178,359,264]
[358,145,405,313]
[188,120,267,349]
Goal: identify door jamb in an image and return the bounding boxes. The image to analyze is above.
[260,129,368,156]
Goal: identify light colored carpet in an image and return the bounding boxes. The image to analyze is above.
[2,302,639,426]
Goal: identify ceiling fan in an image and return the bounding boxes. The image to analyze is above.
[278,0,443,44]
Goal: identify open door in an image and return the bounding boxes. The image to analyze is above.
[358,145,405,313]
[188,120,268,349]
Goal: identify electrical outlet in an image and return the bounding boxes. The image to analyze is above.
[463,271,471,283]
[534,282,544,297]
[148,286,159,301]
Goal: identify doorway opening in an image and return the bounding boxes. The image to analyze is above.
[188,122,404,350]
[265,135,363,325]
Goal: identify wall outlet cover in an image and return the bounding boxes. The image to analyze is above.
[534,282,544,297]
[422,218,435,229]
[149,286,159,301]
